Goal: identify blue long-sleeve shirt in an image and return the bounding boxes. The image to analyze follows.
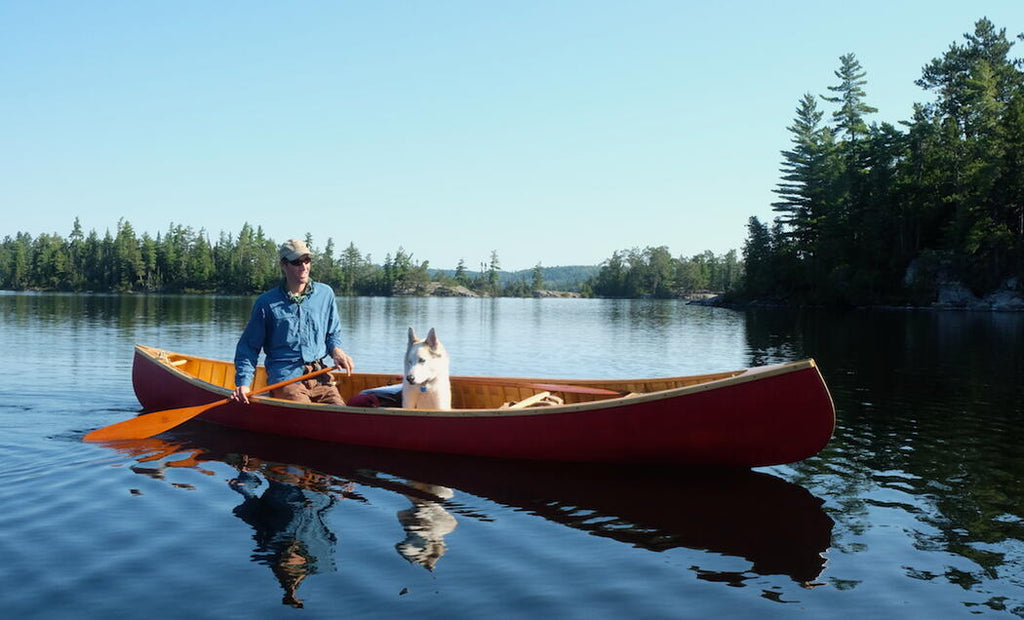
[234,281,344,387]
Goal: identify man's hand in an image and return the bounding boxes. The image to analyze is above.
[231,384,251,404]
[331,347,355,375]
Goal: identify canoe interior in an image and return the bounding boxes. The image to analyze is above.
[139,345,746,410]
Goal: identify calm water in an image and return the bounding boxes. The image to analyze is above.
[1,293,1022,618]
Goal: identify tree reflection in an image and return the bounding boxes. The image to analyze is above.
[744,307,1024,599]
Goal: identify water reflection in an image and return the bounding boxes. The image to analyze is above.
[104,424,834,599]
[744,307,1024,601]
[227,458,343,608]
[395,481,458,570]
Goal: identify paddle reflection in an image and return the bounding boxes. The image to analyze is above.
[106,425,834,597]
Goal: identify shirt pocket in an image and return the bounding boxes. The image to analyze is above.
[269,304,300,346]
[303,309,323,348]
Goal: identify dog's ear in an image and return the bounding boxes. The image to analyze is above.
[408,327,417,344]
[426,328,439,349]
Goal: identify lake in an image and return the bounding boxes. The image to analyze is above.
[1,293,1022,618]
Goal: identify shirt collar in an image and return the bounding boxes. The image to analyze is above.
[282,280,314,304]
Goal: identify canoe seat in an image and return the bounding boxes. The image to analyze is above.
[155,350,189,367]
[501,391,564,409]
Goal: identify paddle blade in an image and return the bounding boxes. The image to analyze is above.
[83,399,227,442]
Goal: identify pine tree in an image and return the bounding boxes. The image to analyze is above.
[531,262,544,292]
[742,217,774,298]
[486,250,500,294]
[454,258,469,287]
[916,18,1023,289]
[339,242,365,296]
[822,53,878,141]
[772,93,834,258]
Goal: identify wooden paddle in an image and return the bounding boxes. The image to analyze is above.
[83,364,340,442]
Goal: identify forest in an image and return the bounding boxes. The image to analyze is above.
[0,215,735,297]
[0,218,542,297]
[2,18,1021,304]
[741,18,1024,305]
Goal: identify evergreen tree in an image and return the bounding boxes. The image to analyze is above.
[532,262,544,292]
[592,251,627,297]
[82,230,104,290]
[318,238,337,286]
[742,217,774,298]
[915,18,1023,290]
[68,217,85,289]
[31,233,67,290]
[772,93,834,258]
[486,251,500,295]
[338,242,366,296]
[917,18,1021,132]
[996,89,1024,277]
[187,230,215,291]
[113,219,143,291]
[823,53,878,141]
[454,258,469,287]
[140,233,160,290]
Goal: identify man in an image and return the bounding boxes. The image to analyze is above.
[231,238,355,405]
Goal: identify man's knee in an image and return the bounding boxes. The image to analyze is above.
[270,382,343,405]
[271,383,312,403]
[311,385,345,405]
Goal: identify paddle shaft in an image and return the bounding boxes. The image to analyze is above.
[239,364,341,400]
[84,364,340,442]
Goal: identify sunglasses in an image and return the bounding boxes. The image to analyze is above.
[286,257,311,266]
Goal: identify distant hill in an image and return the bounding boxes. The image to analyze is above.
[431,265,599,292]
[529,265,599,291]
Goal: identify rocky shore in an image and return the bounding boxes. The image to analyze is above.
[932,280,1024,311]
[690,280,1024,311]
[396,283,582,298]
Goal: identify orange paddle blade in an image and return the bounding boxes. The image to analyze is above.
[84,364,341,443]
[83,399,228,442]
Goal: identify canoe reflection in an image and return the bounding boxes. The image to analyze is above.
[110,424,833,592]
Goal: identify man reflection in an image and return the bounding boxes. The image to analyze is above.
[228,458,340,608]
[395,481,458,570]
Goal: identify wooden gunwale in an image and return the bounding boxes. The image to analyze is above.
[133,344,825,418]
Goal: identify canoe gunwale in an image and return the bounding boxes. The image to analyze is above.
[133,344,826,419]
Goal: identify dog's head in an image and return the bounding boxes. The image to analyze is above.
[405,327,449,387]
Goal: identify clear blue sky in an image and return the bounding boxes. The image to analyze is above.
[2,2,1021,271]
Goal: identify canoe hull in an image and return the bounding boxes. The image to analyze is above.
[131,345,835,467]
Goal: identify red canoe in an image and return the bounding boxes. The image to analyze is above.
[130,344,836,467]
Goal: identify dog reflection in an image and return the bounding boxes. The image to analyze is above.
[395,481,458,570]
[229,460,340,608]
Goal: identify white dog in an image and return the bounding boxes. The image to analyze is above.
[402,327,452,410]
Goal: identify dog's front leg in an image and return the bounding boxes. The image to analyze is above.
[401,386,418,409]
